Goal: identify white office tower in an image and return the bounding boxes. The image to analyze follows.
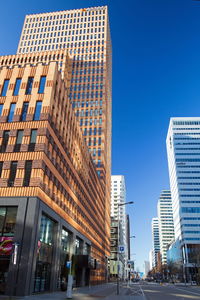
[152,217,160,267]
[111,175,127,276]
[157,190,175,265]
[149,250,153,270]
[166,118,200,279]
[144,261,150,277]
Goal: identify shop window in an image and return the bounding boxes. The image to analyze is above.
[0,206,17,294]
[34,214,55,293]
[75,237,83,255]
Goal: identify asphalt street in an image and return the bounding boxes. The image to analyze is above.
[1,282,199,300]
[132,282,200,300]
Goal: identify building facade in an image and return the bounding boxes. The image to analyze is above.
[17,7,112,247]
[151,217,160,268]
[0,57,109,295]
[157,190,174,264]
[166,117,200,280]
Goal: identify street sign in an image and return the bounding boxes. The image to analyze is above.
[66,261,71,269]
[118,245,125,253]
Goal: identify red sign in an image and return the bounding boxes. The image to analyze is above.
[0,237,13,256]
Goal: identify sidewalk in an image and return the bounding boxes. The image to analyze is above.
[0,283,145,300]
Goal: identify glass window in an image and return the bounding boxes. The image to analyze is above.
[23,161,32,187]
[25,77,34,95]
[14,130,23,152]
[8,161,17,187]
[7,103,16,122]
[21,102,29,121]
[0,162,3,178]
[13,78,22,96]
[0,207,18,237]
[1,79,9,97]
[75,237,83,255]
[0,104,4,116]
[38,76,46,94]
[33,101,42,120]
[1,130,10,153]
[34,214,55,293]
[28,129,37,151]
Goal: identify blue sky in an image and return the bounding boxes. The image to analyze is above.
[1,0,200,271]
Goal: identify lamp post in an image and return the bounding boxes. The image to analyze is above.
[127,236,136,286]
[117,201,133,295]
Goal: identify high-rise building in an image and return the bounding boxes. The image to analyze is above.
[166,117,200,280]
[144,261,150,278]
[110,175,128,278]
[16,6,112,251]
[111,176,127,248]
[157,190,174,264]
[0,54,109,295]
[149,249,153,270]
[151,217,160,268]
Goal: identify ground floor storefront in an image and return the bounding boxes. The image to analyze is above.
[0,197,96,296]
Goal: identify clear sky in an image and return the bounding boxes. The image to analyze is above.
[1,0,200,271]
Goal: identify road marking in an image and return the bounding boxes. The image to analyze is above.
[168,285,200,297]
[139,284,146,298]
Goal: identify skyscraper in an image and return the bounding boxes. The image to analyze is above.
[110,175,128,278]
[17,6,112,248]
[111,175,127,246]
[151,217,160,268]
[157,190,174,264]
[166,117,200,280]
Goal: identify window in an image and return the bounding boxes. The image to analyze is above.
[0,104,3,116]
[21,102,29,121]
[25,77,34,95]
[0,162,3,178]
[0,207,17,237]
[33,101,42,120]
[13,78,22,96]
[38,76,46,94]
[1,131,10,153]
[7,103,16,122]
[8,161,18,187]
[1,79,9,97]
[14,130,23,152]
[23,161,32,187]
[28,129,37,151]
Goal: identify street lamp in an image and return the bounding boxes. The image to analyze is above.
[117,201,133,295]
[127,236,136,286]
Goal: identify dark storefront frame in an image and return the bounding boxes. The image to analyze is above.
[0,196,92,296]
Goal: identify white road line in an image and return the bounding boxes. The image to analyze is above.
[168,285,200,297]
[139,284,146,298]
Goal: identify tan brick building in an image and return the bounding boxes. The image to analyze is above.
[17,6,112,254]
[0,55,109,295]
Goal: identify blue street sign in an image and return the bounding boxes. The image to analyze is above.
[66,261,71,268]
[119,245,125,253]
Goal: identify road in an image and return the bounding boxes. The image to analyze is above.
[5,282,199,300]
[127,282,200,300]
